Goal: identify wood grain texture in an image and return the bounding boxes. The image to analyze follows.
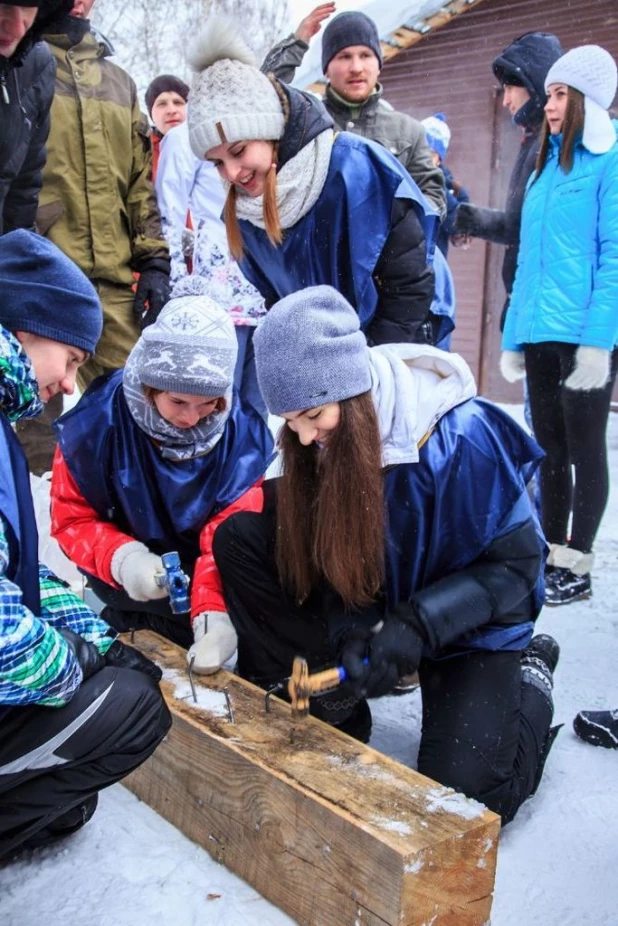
[124,632,500,925]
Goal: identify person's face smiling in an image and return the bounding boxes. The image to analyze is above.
[282,403,341,446]
[206,140,276,198]
[15,332,88,403]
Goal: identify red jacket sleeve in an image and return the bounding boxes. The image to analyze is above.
[50,448,135,587]
[191,479,265,619]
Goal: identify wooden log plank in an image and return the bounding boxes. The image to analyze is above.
[124,631,500,925]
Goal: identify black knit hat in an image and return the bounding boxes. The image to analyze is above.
[145,74,190,117]
[321,12,383,73]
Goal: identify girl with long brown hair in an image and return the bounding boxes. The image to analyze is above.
[212,284,560,825]
[500,45,618,606]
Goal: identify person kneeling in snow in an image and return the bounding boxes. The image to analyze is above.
[212,285,560,825]
[0,231,170,859]
[50,277,273,675]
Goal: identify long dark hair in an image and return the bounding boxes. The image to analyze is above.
[536,87,585,177]
[275,392,386,609]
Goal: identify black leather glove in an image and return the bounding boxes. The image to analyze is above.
[59,628,105,681]
[340,610,424,699]
[133,267,170,329]
[104,639,163,682]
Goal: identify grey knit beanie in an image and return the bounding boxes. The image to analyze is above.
[545,45,617,153]
[254,286,371,416]
[187,16,285,159]
[321,12,383,73]
[135,276,238,397]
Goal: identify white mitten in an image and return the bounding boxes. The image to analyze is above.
[111,542,167,602]
[564,346,610,391]
[500,350,526,383]
[187,612,238,675]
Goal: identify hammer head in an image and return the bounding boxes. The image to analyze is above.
[288,656,311,718]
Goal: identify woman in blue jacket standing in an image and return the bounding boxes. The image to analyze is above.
[501,45,618,606]
[212,285,560,825]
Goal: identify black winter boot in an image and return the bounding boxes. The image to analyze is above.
[521,635,562,796]
[544,547,593,606]
[573,709,618,749]
[522,634,560,676]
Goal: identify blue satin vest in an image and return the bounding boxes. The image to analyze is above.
[383,399,545,652]
[239,132,439,330]
[0,414,40,614]
[54,372,274,569]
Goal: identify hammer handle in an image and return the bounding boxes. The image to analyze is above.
[305,658,370,695]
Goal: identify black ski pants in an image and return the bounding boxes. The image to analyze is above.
[524,342,618,552]
[0,666,171,857]
[212,507,553,825]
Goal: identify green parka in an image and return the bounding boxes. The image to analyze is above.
[37,27,169,286]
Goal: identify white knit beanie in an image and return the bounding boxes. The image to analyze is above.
[187,16,285,159]
[545,45,617,154]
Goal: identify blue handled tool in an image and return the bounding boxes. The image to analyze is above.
[288,655,369,718]
[154,551,190,614]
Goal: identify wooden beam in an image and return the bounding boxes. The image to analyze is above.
[124,631,500,925]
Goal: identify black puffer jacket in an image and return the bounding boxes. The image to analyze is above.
[454,33,563,308]
[0,0,71,234]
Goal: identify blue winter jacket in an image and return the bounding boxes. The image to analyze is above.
[502,125,618,352]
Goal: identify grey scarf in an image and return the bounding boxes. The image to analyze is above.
[122,341,232,462]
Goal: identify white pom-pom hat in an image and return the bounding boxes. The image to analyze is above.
[545,44,617,153]
[187,16,285,159]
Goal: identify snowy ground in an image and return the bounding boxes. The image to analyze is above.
[2,408,617,926]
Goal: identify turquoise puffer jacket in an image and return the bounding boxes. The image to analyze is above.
[502,126,618,352]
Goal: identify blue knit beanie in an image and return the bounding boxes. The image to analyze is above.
[321,12,383,73]
[0,230,102,354]
[254,286,371,416]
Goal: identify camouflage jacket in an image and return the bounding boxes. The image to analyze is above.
[37,28,169,285]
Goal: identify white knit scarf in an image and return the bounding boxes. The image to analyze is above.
[368,344,477,467]
[234,129,334,230]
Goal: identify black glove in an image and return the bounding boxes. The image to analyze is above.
[104,639,163,682]
[133,267,170,329]
[59,628,105,681]
[453,202,476,236]
[340,611,424,699]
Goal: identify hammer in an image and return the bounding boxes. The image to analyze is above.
[287,655,368,719]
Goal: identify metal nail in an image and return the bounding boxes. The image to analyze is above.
[223,687,235,724]
[188,654,198,704]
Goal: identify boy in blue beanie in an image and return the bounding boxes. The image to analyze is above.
[0,230,170,859]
